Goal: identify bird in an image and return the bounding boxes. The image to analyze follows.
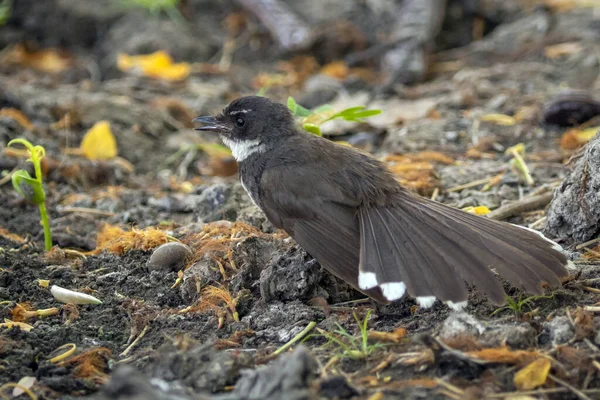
[194,95,572,310]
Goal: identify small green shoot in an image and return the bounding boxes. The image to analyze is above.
[506,143,534,186]
[7,139,52,251]
[0,0,11,26]
[491,293,554,316]
[287,96,382,136]
[307,309,385,360]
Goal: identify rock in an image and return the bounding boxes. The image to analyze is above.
[194,183,256,223]
[480,322,537,349]
[94,365,196,400]
[100,12,221,76]
[225,346,318,400]
[148,340,250,394]
[543,91,600,127]
[439,312,485,340]
[545,133,600,244]
[540,316,574,346]
[439,313,536,349]
[147,242,192,272]
[244,301,317,345]
[260,246,321,302]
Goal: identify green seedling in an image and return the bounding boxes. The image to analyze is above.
[491,293,554,316]
[506,143,534,186]
[7,139,52,251]
[0,0,11,26]
[287,96,382,136]
[307,309,385,360]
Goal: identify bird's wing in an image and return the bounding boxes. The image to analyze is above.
[259,161,388,303]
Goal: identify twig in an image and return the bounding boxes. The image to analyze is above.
[273,321,316,356]
[576,237,600,250]
[583,306,600,312]
[58,207,116,217]
[430,187,439,202]
[487,192,554,221]
[549,374,592,400]
[446,177,491,192]
[582,286,600,294]
[120,325,149,357]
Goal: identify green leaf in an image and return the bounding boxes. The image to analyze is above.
[287,97,298,114]
[302,123,322,136]
[287,97,312,117]
[11,170,45,204]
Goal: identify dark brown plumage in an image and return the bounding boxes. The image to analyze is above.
[195,96,571,310]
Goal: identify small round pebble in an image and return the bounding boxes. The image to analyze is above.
[147,242,192,272]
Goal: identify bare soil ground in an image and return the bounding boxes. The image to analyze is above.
[2,1,600,399]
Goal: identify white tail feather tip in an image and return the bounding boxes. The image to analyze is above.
[380,282,406,301]
[446,300,468,311]
[416,296,436,308]
[358,271,378,290]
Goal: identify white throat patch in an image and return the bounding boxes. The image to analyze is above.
[220,136,266,162]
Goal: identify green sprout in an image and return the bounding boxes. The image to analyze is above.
[0,0,11,26]
[491,293,554,316]
[7,139,52,251]
[287,96,382,136]
[506,143,534,186]
[307,309,385,360]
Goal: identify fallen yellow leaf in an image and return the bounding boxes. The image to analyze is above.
[514,357,551,391]
[80,121,117,160]
[0,318,34,332]
[117,51,190,81]
[481,113,516,126]
[560,126,599,149]
[462,206,491,215]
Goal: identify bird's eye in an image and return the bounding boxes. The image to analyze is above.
[235,117,245,127]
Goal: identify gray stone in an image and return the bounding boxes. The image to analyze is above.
[545,132,600,244]
[542,316,574,345]
[439,312,485,340]
[226,346,318,400]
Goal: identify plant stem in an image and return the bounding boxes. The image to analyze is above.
[38,202,52,251]
[273,321,316,356]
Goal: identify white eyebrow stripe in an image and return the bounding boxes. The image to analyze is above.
[229,109,251,115]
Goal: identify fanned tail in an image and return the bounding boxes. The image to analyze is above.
[358,194,570,308]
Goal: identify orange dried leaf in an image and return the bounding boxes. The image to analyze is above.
[367,327,407,343]
[81,121,118,160]
[514,358,551,390]
[320,61,349,80]
[0,227,25,243]
[466,346,539,364]
[117,51,190,81]
[0,108,34,130]
[560,126,599,150]
[5,44,72,73]
[94,225,169,255]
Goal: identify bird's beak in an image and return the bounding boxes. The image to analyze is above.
[193,116,228,132]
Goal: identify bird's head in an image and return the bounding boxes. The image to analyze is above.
[194,96,295,161]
